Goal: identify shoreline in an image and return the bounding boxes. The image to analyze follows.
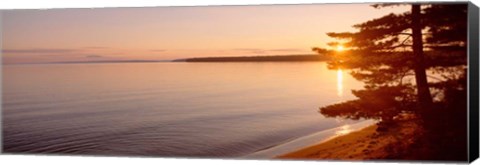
[176,54,330,62]
[276,118,418,160]
[243,120,376,159]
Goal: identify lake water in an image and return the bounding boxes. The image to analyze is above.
[2,62,366,158]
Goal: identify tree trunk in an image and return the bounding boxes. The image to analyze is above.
[411,4,433,107]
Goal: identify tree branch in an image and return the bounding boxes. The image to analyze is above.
[389,44,413,49]
[397,33,412,36]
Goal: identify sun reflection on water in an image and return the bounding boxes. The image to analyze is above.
[337,69,343,97]
[336,124,352,136]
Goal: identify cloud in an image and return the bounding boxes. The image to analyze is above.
[268,48,303,52]
[85,54,103,58]
[83,46,108,49]
[231,48,267,54]
[231,48,304,54]
[232,48,263,52]
[2,48,77,54]
[2,47,111,54]
[150,49,167,52]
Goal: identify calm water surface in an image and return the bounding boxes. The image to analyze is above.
[3,62,364,157]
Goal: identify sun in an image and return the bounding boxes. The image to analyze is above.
[336,45,345,52]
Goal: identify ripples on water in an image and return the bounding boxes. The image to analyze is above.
[3,62,365,157]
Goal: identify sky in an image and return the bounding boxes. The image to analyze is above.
[1,4,409,64]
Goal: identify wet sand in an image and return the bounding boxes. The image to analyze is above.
[277,119,418,160]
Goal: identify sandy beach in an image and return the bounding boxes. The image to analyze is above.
[277,118,419,160]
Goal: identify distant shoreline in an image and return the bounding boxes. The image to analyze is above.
[4,55,331,65]
[175,54,330,62]
[4,54,331,65]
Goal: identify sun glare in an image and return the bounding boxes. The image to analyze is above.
[336,45,345,52]
[336,125,352,135]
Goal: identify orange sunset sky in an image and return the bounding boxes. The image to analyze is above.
[1,4,409,64]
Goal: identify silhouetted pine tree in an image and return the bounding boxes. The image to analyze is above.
[314,4,468,160]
